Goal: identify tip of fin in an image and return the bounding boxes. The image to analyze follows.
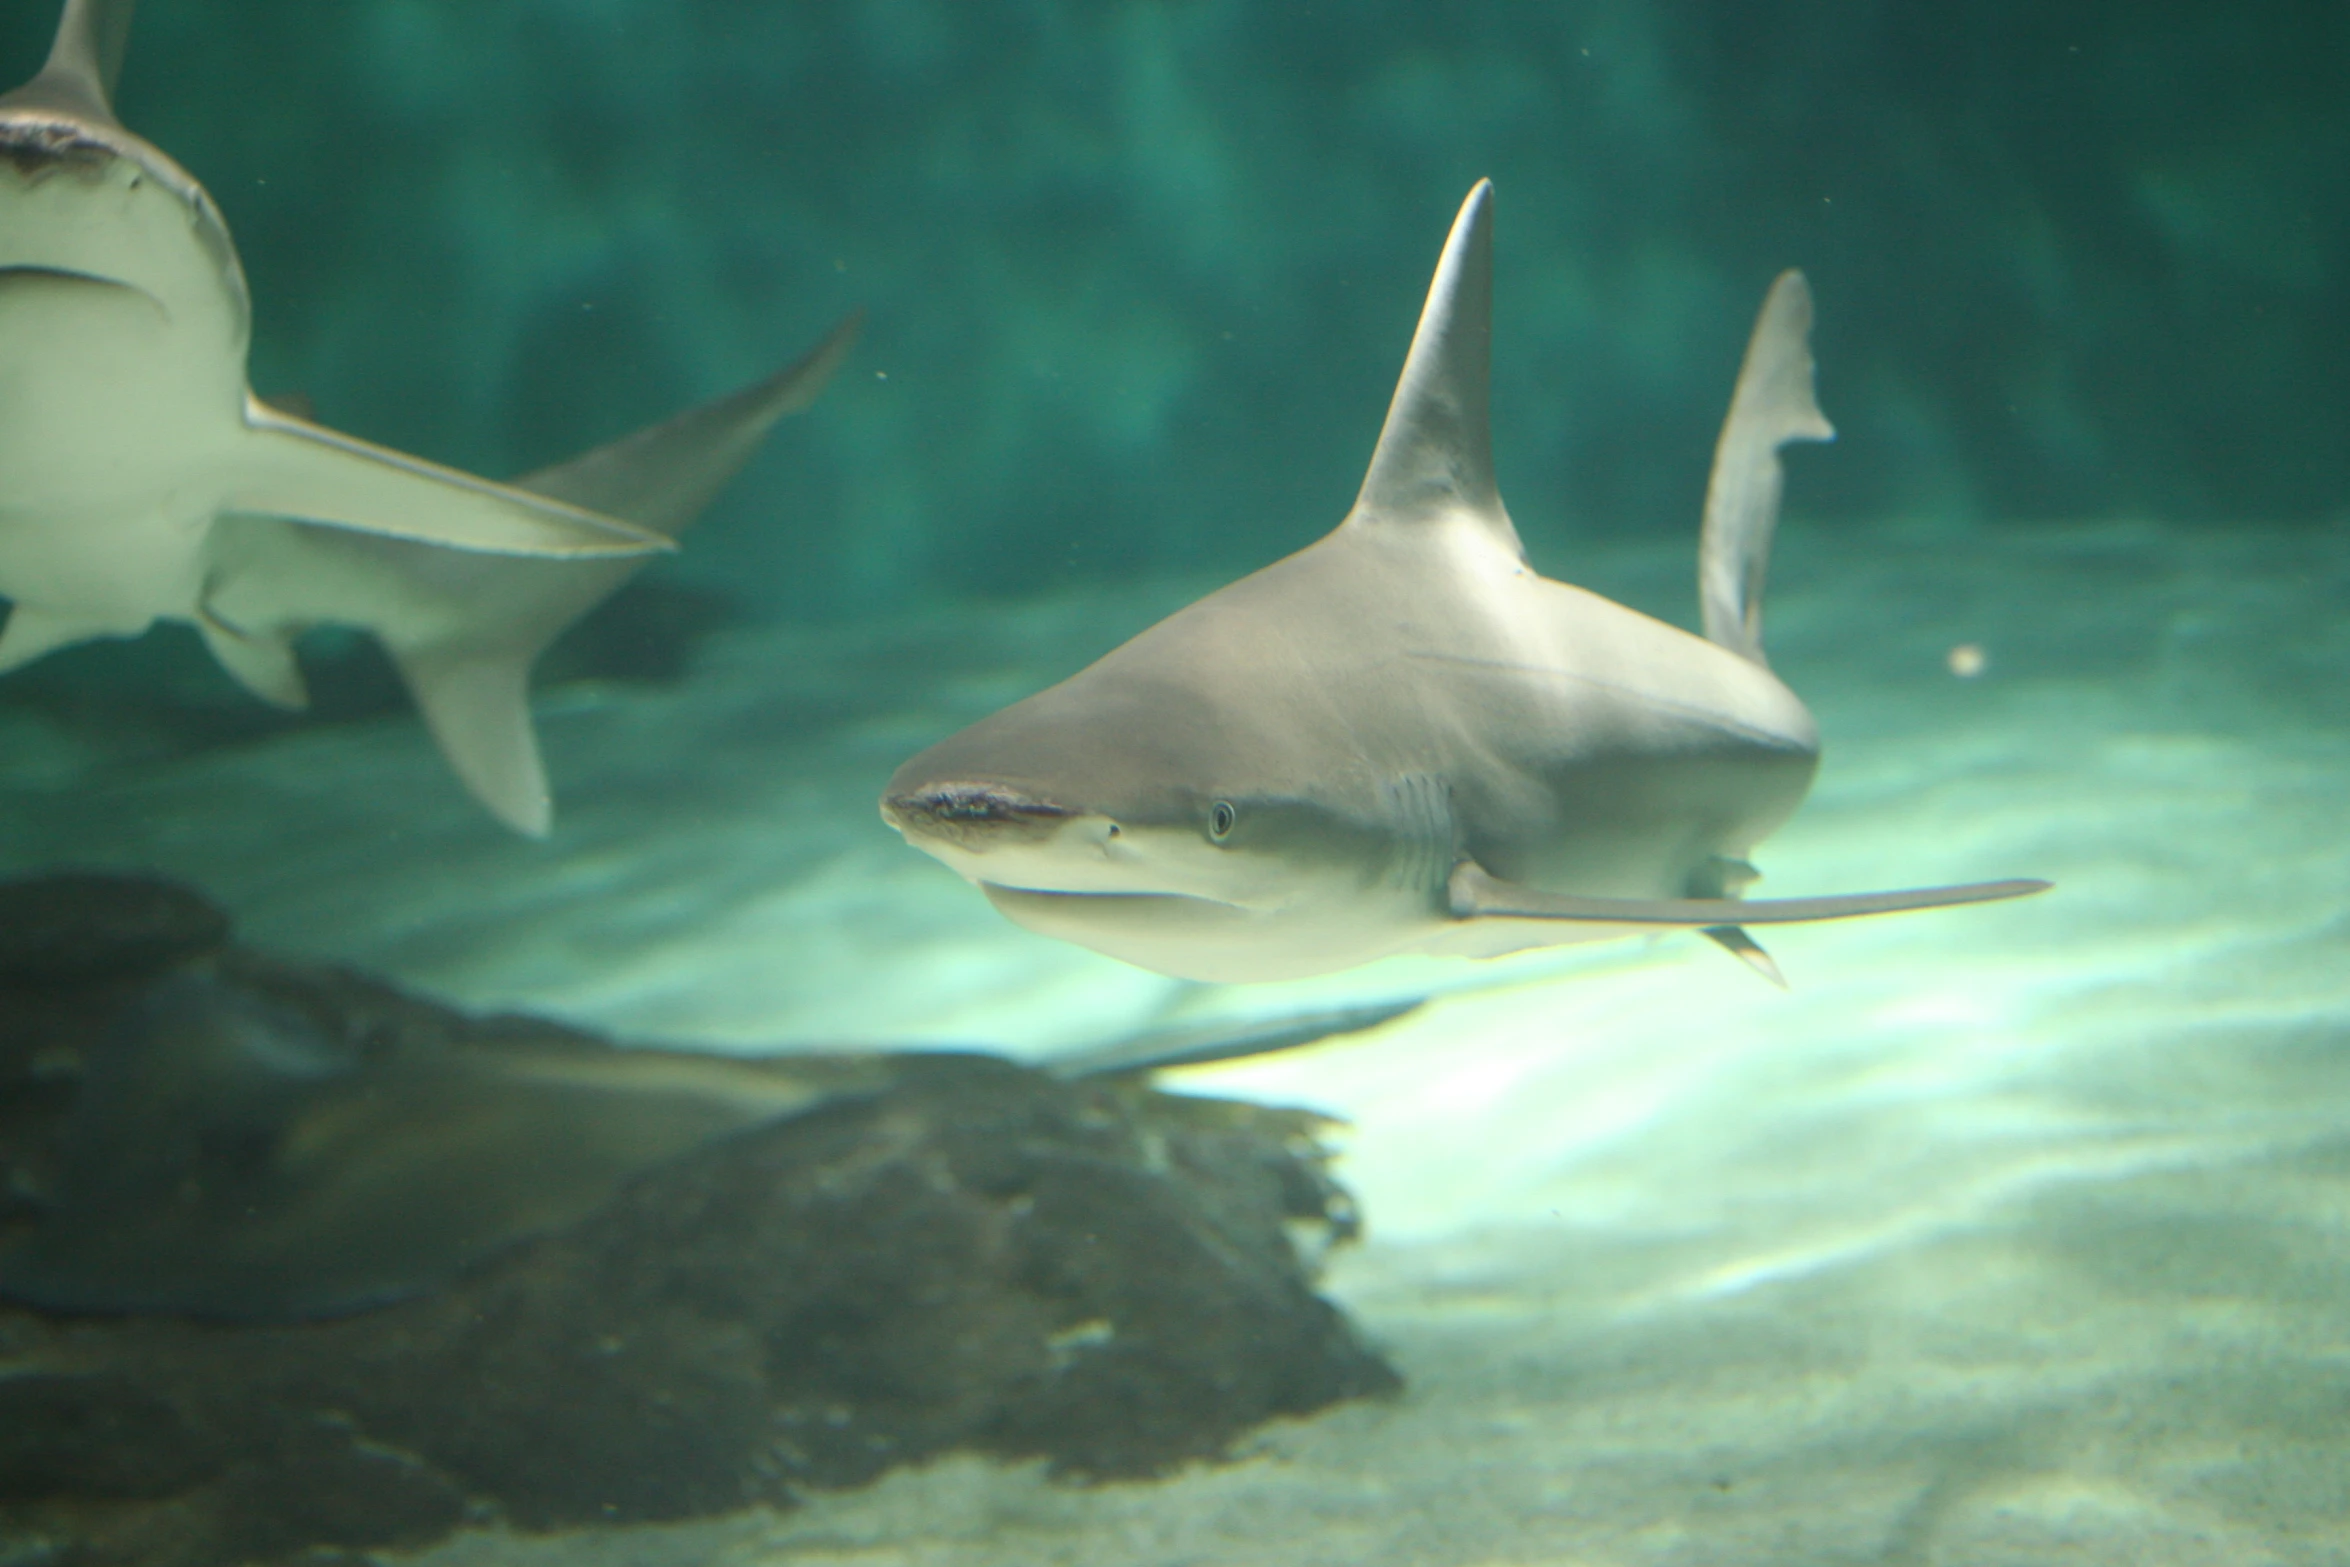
[1349,180,1518,552]
[1697,269,1837,664]
[516,307,865,535]
[393,649,553,837]
[196,607,309,711]
[1702,925,1787,988]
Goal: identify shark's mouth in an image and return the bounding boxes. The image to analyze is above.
[881,782,1074,848]
[981,883,1238,908]
[0,115,117,179]
[980,884,1249,930]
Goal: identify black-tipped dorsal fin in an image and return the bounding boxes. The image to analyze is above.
[1347,180,1520,555]
[5,0,136,122]
[1696,270,1835,665]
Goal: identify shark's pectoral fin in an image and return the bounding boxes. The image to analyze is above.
[1701,926,1787,988]
[229,397,675,562]
[195,605,308,710]
[390,646,551,837]
[1448,862,2050,928]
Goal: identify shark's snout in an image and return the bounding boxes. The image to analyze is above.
[0,115,116,179]
[881,781,1076,850]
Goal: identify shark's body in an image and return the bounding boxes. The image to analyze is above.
[883,182,2043,984]
[0,0,667,675]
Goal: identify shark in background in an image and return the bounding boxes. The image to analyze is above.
[883,181,2046,985]
[0,0,670,671]
[0,0,858,834]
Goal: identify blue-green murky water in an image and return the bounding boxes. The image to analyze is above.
[2,4,2345,1562]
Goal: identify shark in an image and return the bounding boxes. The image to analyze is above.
[198,311,862,835]
[882,181,2047,985]
[0,0,671,678]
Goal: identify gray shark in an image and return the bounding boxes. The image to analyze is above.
[882,181,2046,985]
[0,0,668,676]
[199,312,863,835]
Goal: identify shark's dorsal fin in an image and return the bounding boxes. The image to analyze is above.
[1696,270,1835,665]
[1347,180,1521,556]
[5,0,136,122]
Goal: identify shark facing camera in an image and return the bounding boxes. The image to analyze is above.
[0,0,858,836]
[883,182,2047,985]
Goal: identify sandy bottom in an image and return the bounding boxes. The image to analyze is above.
[4,517,2347,1564]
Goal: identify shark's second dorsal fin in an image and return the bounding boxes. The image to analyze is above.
[1347,180,1522,557]
[6,0,136,122]
[1696,270,1835,666]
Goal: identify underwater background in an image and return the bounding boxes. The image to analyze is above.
[6,0,2346,620]
[3,2,2349,1564]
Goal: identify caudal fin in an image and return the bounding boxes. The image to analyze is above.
[515,309,861,531]
[1697,271,1835,665]
[391,648,551,838]
[383,310,860,835]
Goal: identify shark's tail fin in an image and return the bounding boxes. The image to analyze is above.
[1696,271,1835,666]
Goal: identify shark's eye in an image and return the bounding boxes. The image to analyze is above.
[1209,801,1237,840]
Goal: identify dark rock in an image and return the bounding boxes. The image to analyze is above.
[0,873,1396,1566]
[0,876,229,988]
[0,1373,219,1499]
[207,1420,466,1561]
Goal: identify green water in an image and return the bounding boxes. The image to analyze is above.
[2,3,2346,1563]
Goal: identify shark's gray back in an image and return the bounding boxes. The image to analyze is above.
[1055,506,1820,903]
